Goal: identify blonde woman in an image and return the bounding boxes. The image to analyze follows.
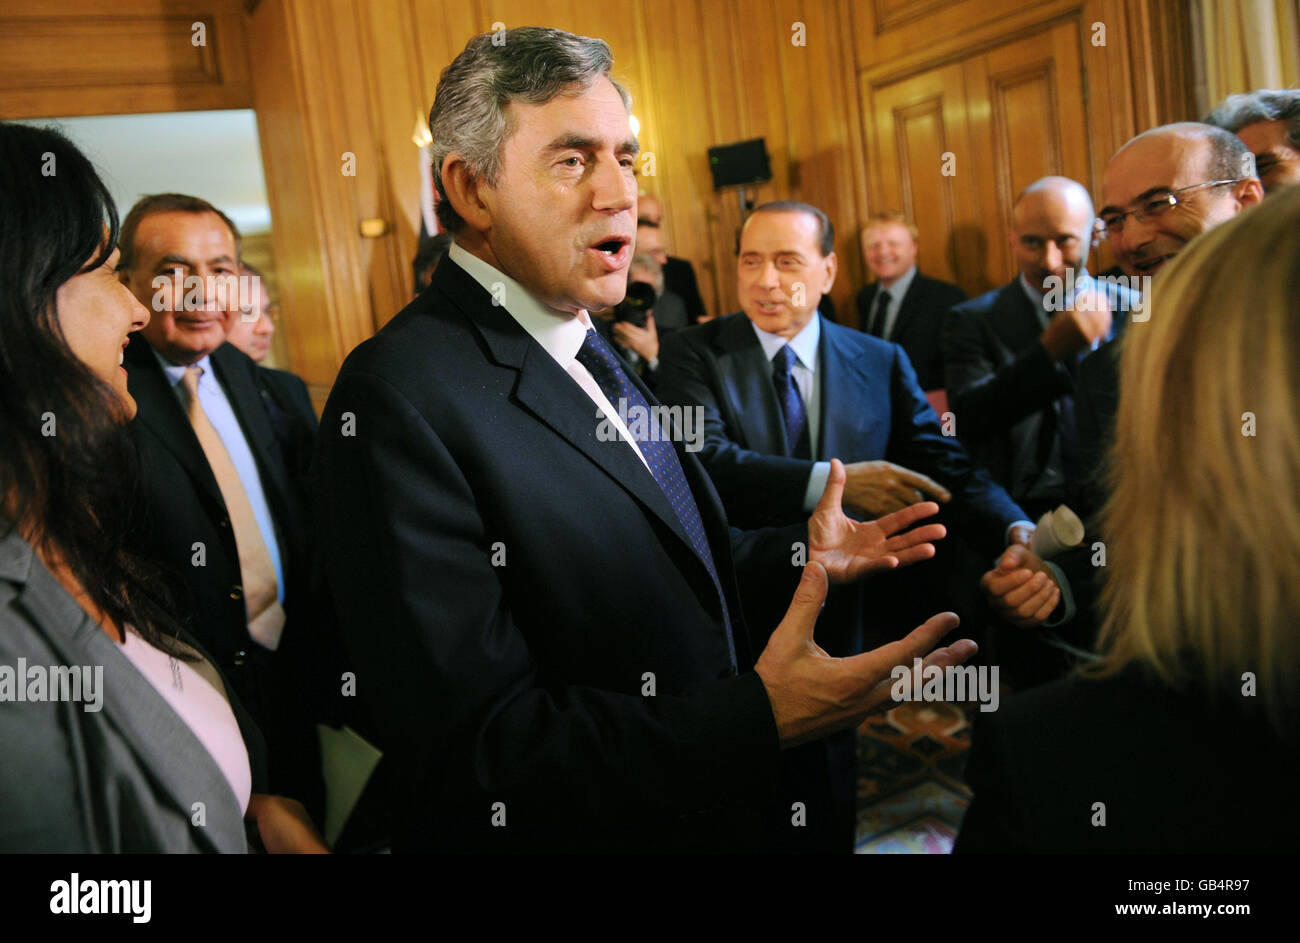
[955,184,1300,852]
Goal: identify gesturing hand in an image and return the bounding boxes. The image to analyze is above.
[808,458,947,585]
[841,459,953,517]
[755,561,977,747]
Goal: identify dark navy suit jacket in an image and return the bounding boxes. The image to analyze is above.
[657,312,1024,553]
[313,258,802,852]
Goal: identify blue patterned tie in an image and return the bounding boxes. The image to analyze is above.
[575,329,737,670]
[773,344,811,459]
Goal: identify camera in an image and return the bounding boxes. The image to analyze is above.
[612,280,656,328]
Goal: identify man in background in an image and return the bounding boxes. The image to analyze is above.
[855,212,966,392]
[981,125,1263,669]
[638,192,709,323]
[117,194,325,820]
[1205,88,1300,194]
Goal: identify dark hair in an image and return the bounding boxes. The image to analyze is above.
[1205,89,1300,151]
[430,26,630,233]
[749,200,836,256]
[0,123,184,655]
[119,192,242,272]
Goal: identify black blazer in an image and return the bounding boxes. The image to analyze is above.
[955,664,1300,852]
[656,313,1024,555]
[123,336,323,813]
[254,365,318,491]
[856,271,967,391]
[664,255,707,323]
[942,278,1133,516]
[312,257,799,852]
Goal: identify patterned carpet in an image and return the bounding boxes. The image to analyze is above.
[854,700,979,853]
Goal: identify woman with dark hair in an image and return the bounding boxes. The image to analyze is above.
[0,122,326,852]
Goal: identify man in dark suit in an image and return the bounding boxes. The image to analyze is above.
[982,126,1264,645]
[638,193,709,323]
[312,26,973,853]
[855,213,967,391]
[117,194,325,821]
[656,200,1029,850]
[942,176,1132,526]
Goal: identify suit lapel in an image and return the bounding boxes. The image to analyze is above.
[439,263,699,567]
[124,336,224,508]
[4,534,245,852]
[817,321,884,461]
[714,316,788,456]
[995,280,1047,352]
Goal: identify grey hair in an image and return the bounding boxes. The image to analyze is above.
[1205,89,1300,152]
[629,251,664,295]
[430,26,631,232]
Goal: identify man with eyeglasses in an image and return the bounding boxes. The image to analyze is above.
[979,123,1262,657]
[1205,89,1300,194]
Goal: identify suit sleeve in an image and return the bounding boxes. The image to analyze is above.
[657,330,813,528]
[942,299,1072,441]
[314,369,780,834]
[886,346,1026,556]
[1073,346,1114,523]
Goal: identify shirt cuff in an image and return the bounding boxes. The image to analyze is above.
[1041,561,1076,627]
[1005,519,1035,544]
[802,462,832,513]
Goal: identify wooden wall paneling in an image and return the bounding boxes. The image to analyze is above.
[864,63,980,291]
[636,0,726,319]
[771,0,868,320]
[0,0,252,118]
[852,0,1078,71]
[962,20,1090,288]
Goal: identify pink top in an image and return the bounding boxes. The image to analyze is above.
[119,628,252,815]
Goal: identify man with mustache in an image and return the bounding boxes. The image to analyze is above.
[117,194,326,823]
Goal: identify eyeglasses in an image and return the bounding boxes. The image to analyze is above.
[1094,179,1243,239]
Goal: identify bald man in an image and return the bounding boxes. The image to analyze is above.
[943,176,1132,522]
[978,125,1262,673]
[637,193,709,322]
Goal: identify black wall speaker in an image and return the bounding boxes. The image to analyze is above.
[707,138,772,190]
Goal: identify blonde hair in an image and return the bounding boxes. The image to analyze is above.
[861,212,918,243]
[1088,184,1300,732]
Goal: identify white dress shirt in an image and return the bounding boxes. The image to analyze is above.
[448,242,652,472]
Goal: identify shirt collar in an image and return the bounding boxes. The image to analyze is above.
[879,264,917,300]
[750,311,821,371]
[152,347,212,388]
[448,241,593,369]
